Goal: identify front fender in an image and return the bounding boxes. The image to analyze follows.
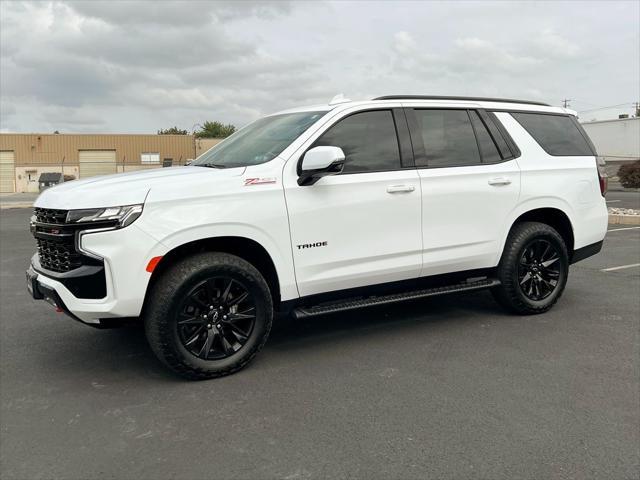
[136,187,298,301]
[157,223,297,300]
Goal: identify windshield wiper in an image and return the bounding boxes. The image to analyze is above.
[198,163,227,169]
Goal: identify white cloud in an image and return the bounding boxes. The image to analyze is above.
[453,37,541,73]
[533,28,582,58]
[393,31,417,55]
[0,0,638,132]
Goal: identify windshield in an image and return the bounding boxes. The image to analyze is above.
[193,111,326,168]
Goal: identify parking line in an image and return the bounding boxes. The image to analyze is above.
[608,226,640,232]
[606,200,621,203]
[601,263,640,272]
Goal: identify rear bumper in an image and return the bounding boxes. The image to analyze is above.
[571,240,604,264]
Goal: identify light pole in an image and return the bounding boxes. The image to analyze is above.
[191,123,203,162]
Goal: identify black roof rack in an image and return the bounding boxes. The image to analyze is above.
[372,95,550,107]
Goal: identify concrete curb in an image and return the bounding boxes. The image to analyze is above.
[0,203,34,210]
[608,214,640,225]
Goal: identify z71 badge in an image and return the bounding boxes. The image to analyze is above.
[244,177,277,186]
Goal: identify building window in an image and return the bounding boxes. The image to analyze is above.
[141,152,160,164]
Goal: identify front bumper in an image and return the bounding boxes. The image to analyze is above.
[31,254,107,299]
[27,265,138,329]
[27,223,168,326]
[27,264,87,325]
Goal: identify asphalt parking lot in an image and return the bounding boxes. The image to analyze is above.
[606,188,640,210]
[1,208,638,480]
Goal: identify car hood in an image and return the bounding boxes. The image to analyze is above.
[34,166,246,210]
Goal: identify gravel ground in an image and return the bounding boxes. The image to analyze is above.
[609,207,640,215]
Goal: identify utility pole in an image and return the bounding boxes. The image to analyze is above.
[191,123,203,162]
[562,99,571,108]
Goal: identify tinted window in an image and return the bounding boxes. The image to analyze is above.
[511,113,594,156]
[469,111,502,163]
[314,110,401,173]
[484,112,515,159]
[414,109,481,167]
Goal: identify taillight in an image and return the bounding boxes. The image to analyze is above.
[596,156,607,197]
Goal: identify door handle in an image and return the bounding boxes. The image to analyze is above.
[386,184,415,194]
[488,177,512,186]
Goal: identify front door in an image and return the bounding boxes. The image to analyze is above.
[284,109,423,297]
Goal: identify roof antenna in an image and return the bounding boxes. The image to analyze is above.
[329,93,351,105]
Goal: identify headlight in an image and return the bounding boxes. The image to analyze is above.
[66,204,143,228]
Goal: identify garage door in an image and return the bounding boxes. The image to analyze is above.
[79,150,117,179]
[0,151,15,193]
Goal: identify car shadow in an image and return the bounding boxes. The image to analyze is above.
[268,290,506,350]
[38,290,509,383]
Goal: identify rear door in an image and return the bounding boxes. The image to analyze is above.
[283,108,423,297]
[406,107,521,276]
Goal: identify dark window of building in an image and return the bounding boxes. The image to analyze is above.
[414,109,481,167]
[469,111,502,163]
[313,110,401,173]
[511,113,594,156]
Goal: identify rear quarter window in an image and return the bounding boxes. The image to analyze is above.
[511,112,595,156]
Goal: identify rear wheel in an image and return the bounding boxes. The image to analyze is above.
[492,222,569,315]
[145,252,273,380]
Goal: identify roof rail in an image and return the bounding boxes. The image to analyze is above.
[372,95,550,107]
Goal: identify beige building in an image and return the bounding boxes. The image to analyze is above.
[0,134,222,193]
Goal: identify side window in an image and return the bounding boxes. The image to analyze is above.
[313,110,401,173]
[511,112,595,156]
[413,109,481,167]
[483,111,516,159]
[469,111,502,163]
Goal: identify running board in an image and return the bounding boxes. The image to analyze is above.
[292,278,501,319]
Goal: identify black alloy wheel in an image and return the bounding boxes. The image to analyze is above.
[145,252,273,380]
[177,276,256,360]
[517,239,561,301]
[492,221,569,315]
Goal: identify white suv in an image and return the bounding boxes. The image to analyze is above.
[27,95,608,379]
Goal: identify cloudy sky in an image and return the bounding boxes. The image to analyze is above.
[1,0,638,133]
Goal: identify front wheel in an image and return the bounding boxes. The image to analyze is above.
[492,222,569,315]
[144,252,273,380]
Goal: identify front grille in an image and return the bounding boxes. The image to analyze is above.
[32,207,86,273]
[34,207,68,225]
[30,207,107,298]
[36,237,83,272]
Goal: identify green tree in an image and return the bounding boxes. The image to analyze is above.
[157,126,188,135]
[195,121,236,138]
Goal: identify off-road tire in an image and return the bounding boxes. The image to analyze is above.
[492,221,569,315]
[144,252,273,380]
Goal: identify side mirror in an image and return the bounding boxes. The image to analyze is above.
[298,146,345,186]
